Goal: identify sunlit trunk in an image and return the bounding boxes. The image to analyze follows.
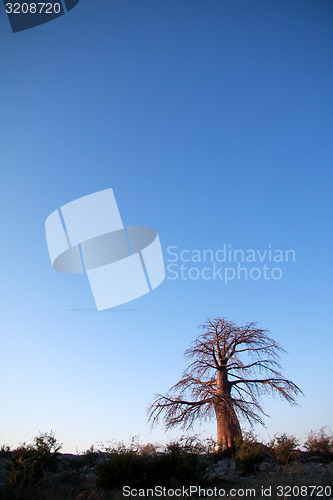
[214,369,242,450]
[214,399,242,449]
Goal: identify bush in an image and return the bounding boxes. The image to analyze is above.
[165,434,206,454]
[146,450,202,487]
[97,450,144,489]
[304,427,333,456]
[96,437,205,489]
[6,431,62,489]
[234,432,267,474]
[33,431,62,455]
[138,443,159,455]
[268,433,300,465]
[80,445,104,467]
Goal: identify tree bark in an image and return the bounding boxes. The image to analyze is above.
[214,369,242,449]
[214,399,242,449]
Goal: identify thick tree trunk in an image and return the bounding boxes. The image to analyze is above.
[214,399,242,449]
[214,369,242,450]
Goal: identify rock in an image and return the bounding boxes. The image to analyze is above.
[205,458,237,482]
[169,477,183,489]
[309,455,323,463]
[259,461,272,472]
[285,463,302,475]
[215,458,236,473]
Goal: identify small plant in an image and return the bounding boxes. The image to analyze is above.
[233,432,267,474]
[268,433,300,465]
[0,444,11,457]
[202,437,217,454]
[80,444,103,467]
[165,434,206,454]
[139,442,159,455]
[304,427,333,456]
[101,435,141,454]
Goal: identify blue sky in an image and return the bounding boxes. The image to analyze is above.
[0,0,332,453]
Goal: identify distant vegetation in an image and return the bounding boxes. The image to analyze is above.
[0,428,332,499]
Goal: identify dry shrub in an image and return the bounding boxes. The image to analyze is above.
[268,433,300,465]
[304,427,333,456]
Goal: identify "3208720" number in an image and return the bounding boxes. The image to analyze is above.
[5,3,62,14]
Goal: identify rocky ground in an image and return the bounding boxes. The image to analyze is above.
[0,451,332,499]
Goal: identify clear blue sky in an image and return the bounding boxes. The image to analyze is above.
[0,0,332,453]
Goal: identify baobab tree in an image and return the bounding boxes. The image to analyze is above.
[148,318,302,450]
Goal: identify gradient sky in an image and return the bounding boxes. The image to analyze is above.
[0,0,332,453]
